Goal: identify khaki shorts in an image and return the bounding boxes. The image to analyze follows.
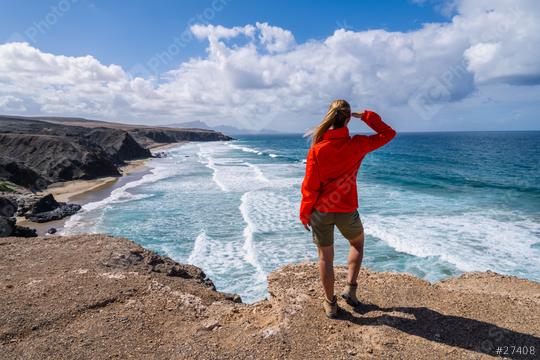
[311,209,364,247]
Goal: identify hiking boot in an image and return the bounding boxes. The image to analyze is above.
[323,295,338,318]
[341,282,360,307]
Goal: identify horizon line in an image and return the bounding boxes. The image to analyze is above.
[1,113,538,134]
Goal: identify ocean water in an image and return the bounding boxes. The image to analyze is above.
[62,132,540,303]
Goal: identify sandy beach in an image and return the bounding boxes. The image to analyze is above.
[47,142,183,203]
[17,142,185,235]
[45,158,148,203]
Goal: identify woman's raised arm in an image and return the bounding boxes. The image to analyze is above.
[352,110,396,153]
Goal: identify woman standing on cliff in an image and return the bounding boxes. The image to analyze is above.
[300,99,396,318]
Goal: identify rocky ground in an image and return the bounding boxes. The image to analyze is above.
[1,234,539,359]
[1,192,83,237]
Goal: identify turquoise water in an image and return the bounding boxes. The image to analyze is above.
[63,132,540,303]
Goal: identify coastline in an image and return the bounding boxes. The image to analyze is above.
[52,141,184,202]
[18,141,186,235]
[44,158,149,203]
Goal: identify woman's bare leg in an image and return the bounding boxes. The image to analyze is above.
[347,232,365,285]
[317,245,334,301]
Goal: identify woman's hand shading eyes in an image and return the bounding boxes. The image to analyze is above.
[351,111,365,119]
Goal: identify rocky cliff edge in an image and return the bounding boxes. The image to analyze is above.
[1,235,539,359]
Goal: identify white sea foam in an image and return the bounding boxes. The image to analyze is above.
[228,143,263,155]
[187,230,209,264]
[227,143,289,161]
[237,190,316,276]
[240,190,298,233]
[364,211,540,278]
[244,162,269,182]
[239,192,267,282]
[62,163,175,234]
[197,145,229,192]
[183,226,267,302]
[197,143,296,192]
[186,232,245,273]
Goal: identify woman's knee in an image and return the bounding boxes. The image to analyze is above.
[348,233,364,247]
[318,245,334,262]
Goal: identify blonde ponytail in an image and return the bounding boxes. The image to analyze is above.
[307,99,351,145]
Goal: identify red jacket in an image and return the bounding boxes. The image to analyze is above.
[300,111,396,225]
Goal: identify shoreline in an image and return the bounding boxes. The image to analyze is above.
[47,141,184,203]
[19,141,186,235]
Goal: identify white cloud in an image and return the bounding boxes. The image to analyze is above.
[255,22,295,53]
[191,24,255,41]
[458,0,540,85]
[0,0,539,131]
[0,95,26,111]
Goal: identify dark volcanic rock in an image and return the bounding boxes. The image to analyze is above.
[30,194,59,214]
[0,117,149,186]
[0,157,48,190]
[3,192,81,223]
[25,203,81,223]
[153,151,167,158]
[0,196,18,237]
[0,216,15,237]
[12,225,37,237]
[0,133,120,185]
[2,193,42,216]
[0,198,37,237]
[130,127,233,147]
[83,128,151,162]
[0,196,17,217]
[3,192,82,223]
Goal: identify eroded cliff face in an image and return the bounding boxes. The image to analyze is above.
[0,115,232,188]
[0,133,122,185]
[129,127,232,147]
[1,235,538,359]
[0,117,144,187]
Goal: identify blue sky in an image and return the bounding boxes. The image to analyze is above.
[0,0,448,73]
[0,0,539,131]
